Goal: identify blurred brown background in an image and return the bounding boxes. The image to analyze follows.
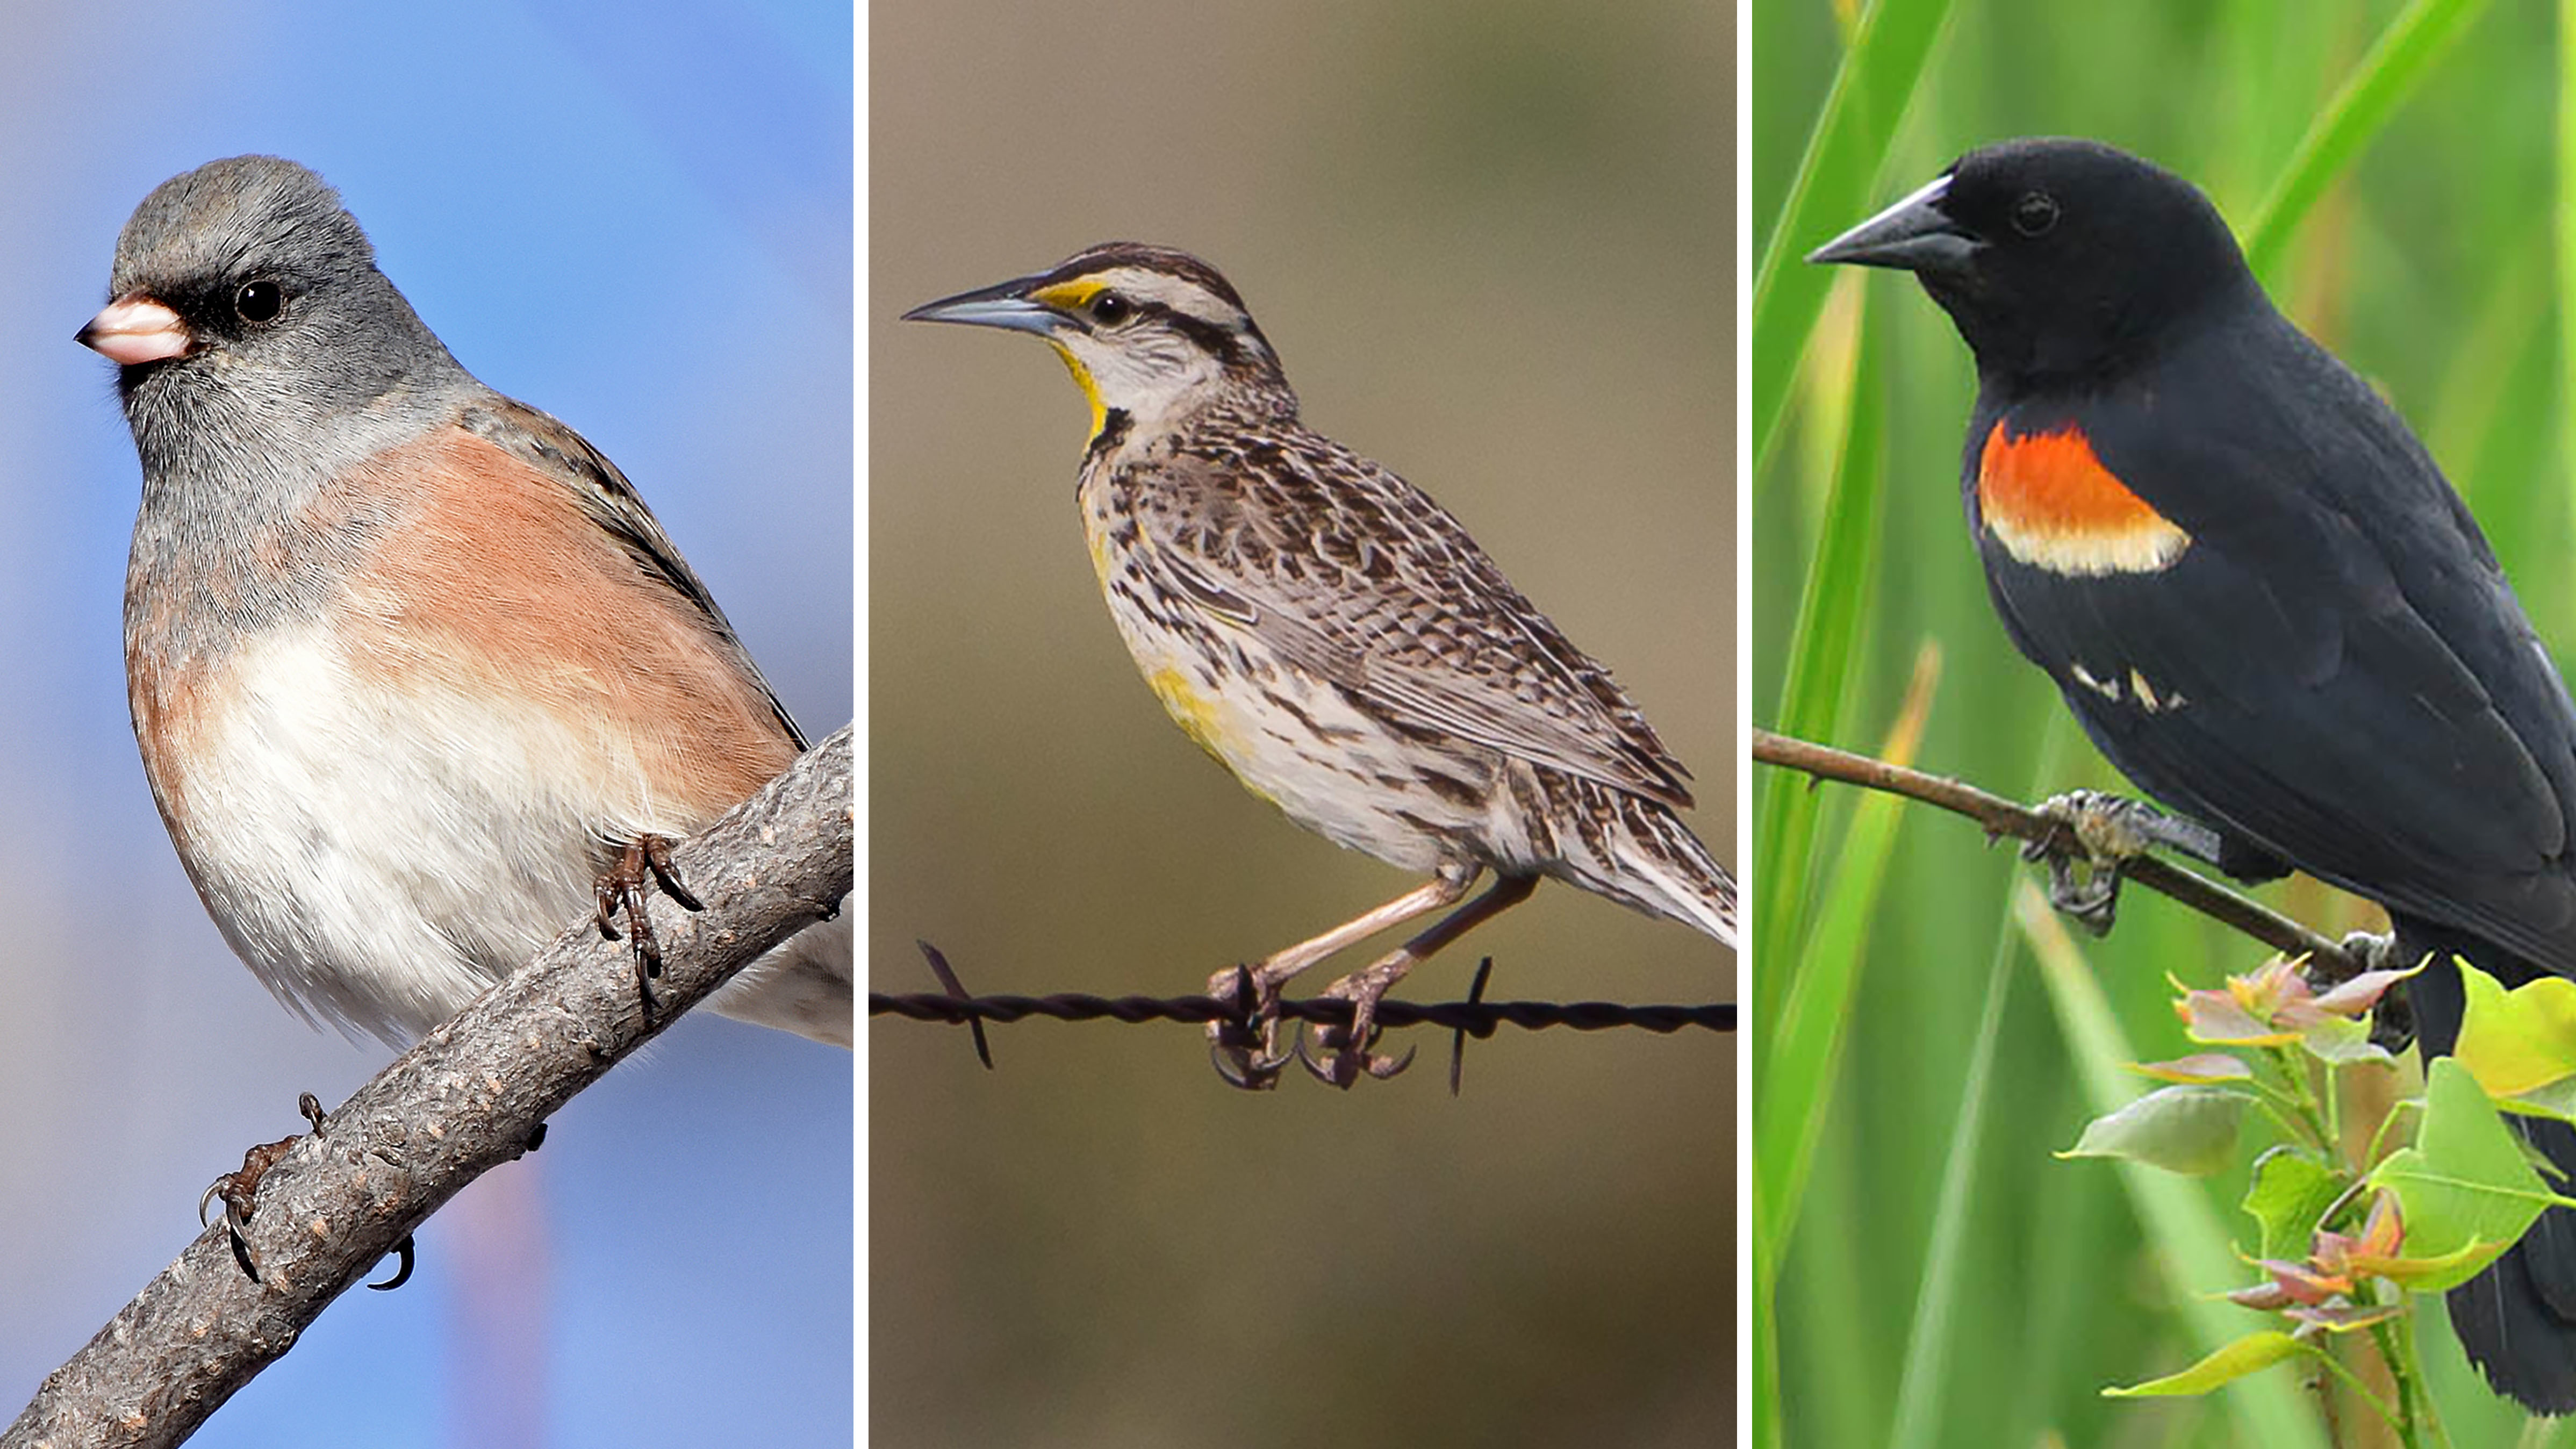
[871,1,1734,1443]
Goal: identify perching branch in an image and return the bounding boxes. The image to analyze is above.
[4,726,852,1449]
[1753,727,2363,978]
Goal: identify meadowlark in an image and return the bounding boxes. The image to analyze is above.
[907,242,1734,1086]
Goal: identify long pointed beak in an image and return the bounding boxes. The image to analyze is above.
[902,277,1059,335]
[1806,173,1981,274]
[77,294,191,364]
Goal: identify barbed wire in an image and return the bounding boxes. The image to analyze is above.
[869,989,1734,1034]
[874,942,1734,1090]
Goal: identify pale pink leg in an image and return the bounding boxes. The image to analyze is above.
[1207,864,1481,1088]
[1309,873,1542,1087]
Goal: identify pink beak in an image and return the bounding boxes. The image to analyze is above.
[77,295,190,365]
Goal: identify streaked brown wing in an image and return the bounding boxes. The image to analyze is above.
[1130,436,1694,808]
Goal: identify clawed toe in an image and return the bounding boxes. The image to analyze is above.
[2329,930,2397,980]
[1209,1037,1293,1090]
[1206,965,1293,1091]
[1195,870,1526,1088]
[2327,931,2416,1052]
[200,1093,333,1284]
[1296,1024,1415,1087]
[368,1235,417,1292]
[2030,845,2122,935]
[2040,790,2151,860]
[595,834,704,1016]
[1296,971,1416,1088]
[1203,960,1421,1089]
[2024,791,2149,935]
[638,834,702,910]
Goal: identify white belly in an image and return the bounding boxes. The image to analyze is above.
[164,620,680,1041]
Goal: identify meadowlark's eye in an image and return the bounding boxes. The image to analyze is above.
[2011,191,2060,238]
[1089,291,1132,326]
[235,279,284,323]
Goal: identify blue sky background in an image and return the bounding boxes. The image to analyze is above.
[0,4,852,1446]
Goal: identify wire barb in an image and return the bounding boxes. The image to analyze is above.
[915,941,993,1068]
[1451,957,1496,1096]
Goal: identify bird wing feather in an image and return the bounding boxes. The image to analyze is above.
[458,393,808,751]
[1974,321,2576,971]
[1126,435,1697,809]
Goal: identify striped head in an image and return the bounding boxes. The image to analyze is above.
[905,242,1293,444]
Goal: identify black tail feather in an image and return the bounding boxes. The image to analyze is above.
[2402,918,2576,1414]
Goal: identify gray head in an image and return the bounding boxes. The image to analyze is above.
[80,156,467,452]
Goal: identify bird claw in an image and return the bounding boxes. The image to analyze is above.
[2327,931,2417,1053]
[1296,1026,1415,1087]
[367,1235,417,1292]
[595,834,703,1015]
[2039,849,2123,936]
[1298,974,1415,1088]
[197,1176,256,1277]
[1209,1043,1285,1090]
[202,1093,333,1283]
[1208,1030,1296,1091]
[1206,965,1291,1091]
[1295,1033,1344,1086]
[2025,790,2174,935]
[638,834,704,912]
[2325,930,2396,982]
[2035,789,2152,859]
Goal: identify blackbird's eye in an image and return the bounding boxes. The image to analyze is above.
[1089,291,1132,326]
[2011,191,2061,238]
[235,279,283,323]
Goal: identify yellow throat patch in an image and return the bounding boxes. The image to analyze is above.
[1030,278,1112,446]
[1045,340,1108,445]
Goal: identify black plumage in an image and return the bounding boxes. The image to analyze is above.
[1815,135,2576,1411]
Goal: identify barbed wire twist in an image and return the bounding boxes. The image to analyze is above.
[869,988,1734,1034]
[876,942,1733,1091]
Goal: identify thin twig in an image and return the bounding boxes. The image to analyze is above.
[1753,727,2361,978]
[6,727,853,1449]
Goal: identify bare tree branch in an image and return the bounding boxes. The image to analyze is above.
[1753,727,2363,978]
[5,726,852,1449]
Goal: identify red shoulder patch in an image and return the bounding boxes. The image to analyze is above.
[1978,422,2190,576]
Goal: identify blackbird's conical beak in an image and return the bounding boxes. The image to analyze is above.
[1807,173,1981,275]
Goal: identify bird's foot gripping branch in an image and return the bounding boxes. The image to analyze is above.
[2066,952,2576,1440]
[2022,789,2231,936]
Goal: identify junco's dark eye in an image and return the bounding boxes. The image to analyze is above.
[235,280,283,323]
[2011,191,2061,238]
[1089,292,1132,326]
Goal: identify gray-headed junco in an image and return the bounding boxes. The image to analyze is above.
[79,155,850,1048]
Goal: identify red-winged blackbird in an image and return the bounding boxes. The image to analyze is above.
[1813,136,2576,1412]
